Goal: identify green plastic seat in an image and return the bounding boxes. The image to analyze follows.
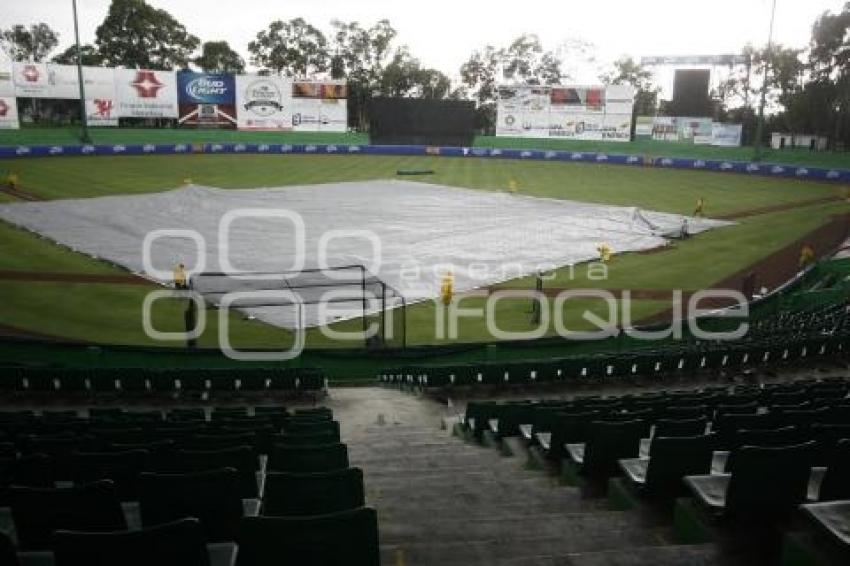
[52,518,210,566]
[262,467,365,516]
[235,508,380,566]
[267,442,349,473]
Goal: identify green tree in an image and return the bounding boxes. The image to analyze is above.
[600,56,658,116]
[248,18,328,76]
[194,41,245,74]
[52,44,104,66]
[378,48,451,99]
[95,0,199,70]
[329,19,398,129]
[1,23,59,62]
[807,2,850,146]
[460,35,563,133]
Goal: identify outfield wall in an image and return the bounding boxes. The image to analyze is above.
[1,142,849,183]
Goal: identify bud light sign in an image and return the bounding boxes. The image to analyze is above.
[177,72,237,128]
[178,72,235,105]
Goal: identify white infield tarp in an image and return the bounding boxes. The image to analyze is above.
[0,180,731,328]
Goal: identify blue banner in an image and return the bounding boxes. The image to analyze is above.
[1,142,849,184]
[177,72,235,105]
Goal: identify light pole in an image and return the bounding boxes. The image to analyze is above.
[753,0,777,161]
[72,0,91,143]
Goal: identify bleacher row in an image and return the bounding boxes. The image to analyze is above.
[0,405,379,566]
[459,377,850,561]
[0,368,327,400]
[379,339,846,389]
[380,297,850,389]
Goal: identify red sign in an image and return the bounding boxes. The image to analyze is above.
[131,71,164,98]
[94,99,113,117]
[0,99,8,117]
[22,64,39,83]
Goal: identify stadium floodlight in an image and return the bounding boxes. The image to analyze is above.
[72,0,91,144]
[753,0,777,162]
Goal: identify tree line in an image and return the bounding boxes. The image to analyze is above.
[1,0,848,146]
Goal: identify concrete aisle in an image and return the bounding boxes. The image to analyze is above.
[327,387,734,566]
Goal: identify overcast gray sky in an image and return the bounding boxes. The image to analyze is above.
[4,0,847,86]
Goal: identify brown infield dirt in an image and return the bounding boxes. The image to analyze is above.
[0,196,848,339]
[1,184,45,202]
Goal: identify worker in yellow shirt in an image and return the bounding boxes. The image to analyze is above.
[799,244,816,269]
[440,270,454,305]
[173,263,188,289]
[5,171,18,192]
[597,243,613,263]
[693,196,705,217]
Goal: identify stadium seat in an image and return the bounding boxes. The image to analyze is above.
[262,467,365,516]
[70,449,149,501]
[0,531,18,566]
[7,480,127,550]
[722,425,808,473]
[620,433,716,498]
[267,443,349,473]
[817,439,850,501]
[0,453,53,488]
[175,446,259,498]
[272,431,340,447]
[235,508,380,566]
[292,407,333,419]
[653,416,708,438]
[109,439,176,472]
[685,441,817,521]
[52,518,211,566]
[544,410,601,461]
[283,418,340,437]
[23,435,95,480]
[138,468,243,542]
[181,432,258,452]
[799,501,850,552]
[712,413,778,447]
[567,419,646,480]
[169,408,206,421]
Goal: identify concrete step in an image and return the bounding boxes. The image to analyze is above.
[367,487,605,513]
[562,544,737,566]
[379,527,669,566]
[379,511,660,545]
[373,498,612,522]
[364,470,559,489]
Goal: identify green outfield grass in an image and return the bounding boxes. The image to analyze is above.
[0,152,848,348]
[1,126,849,168]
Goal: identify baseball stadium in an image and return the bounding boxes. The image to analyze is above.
[1,1,850,565]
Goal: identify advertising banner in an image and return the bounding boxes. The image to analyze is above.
[0,55,14,97]
[85,98,119,127]
[45,65,117,100]
[711,123,743,147]
[0,96,20,129]
[497,84,634,141]
[177,71,236,127]
[114,68,178,118]
[317,98,348,132]
[636,116,743,146]
[496,85,550,137]
[550,86,605,113]
[635,116,654,137]
[548,112,631,141]
[235,75,292,130]
[13,62,50,97]
[291,81,348,131]
[604,84,637,115]
[676,117,714,144]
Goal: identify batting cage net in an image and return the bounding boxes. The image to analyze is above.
[191,265,407,348]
